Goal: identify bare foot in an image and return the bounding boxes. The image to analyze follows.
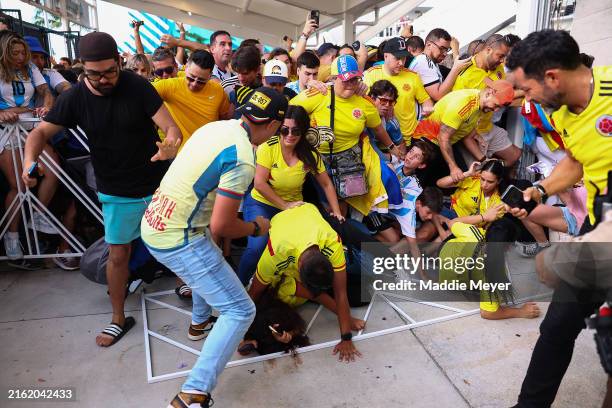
[351,317,365,331]
[518,302,541,319]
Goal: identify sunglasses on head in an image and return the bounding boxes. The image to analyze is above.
[153,66,175,77]
[280,126,302,137]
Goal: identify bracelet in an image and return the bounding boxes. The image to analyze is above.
[534,183,548,203]
[341,332,353,341]
[387,143,395,151]
[300,33,309,40]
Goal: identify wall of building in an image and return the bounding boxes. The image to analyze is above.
[570,0,612,65]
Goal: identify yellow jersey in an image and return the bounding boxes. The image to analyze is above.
[255,204,346,295]
[251,136,326,208]
[552,65,612,224]
[450,175,503,219]
[452,57,506,134]
[363,65,430,142]
[413,89,482,145]
[153,77,231,147]
[290,87,381,154]
[317,64,332,82]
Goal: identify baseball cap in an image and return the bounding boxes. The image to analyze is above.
[317,42,338,57]
[238,87,288,123]
[484,77,515,105]
[263,59,288,85]
[78,32,118,62]
[383,37,409,58]
[330,55,361,81]
[24,36,48,56]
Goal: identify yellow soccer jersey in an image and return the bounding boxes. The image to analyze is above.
[141,120,255,250]
[154,77,230,147]
[552,65,612,224]
[413,89,482,145]
[364,65,430,142]
[290,87,381,154]
[453,57,506,134]
[255,203,346,287]
[450,175,503,218]
[251,136,326,208]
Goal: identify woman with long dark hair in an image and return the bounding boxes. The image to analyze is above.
[237,105,342,285]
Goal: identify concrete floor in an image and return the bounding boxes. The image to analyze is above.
[0,256,607,408]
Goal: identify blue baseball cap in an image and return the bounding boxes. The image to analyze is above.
[332,54,361,81]
[24,36,48,56]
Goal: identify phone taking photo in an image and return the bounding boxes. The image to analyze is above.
[309,10,320,27]
[501,185,537,214]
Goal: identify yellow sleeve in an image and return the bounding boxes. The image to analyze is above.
[153,78,172,99]
[255,138,275,169]
[362,68,378,87]
[315,153,325,174]
[255,246,276,285]
[450,221,484,242]
[363,96,382,128]
[440,96,466,130]
[322,235,346,272]
[289,90,324,115]
[413,75,431,104]
[218,85,231,115]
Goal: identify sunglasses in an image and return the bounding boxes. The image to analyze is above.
[153,66,175,77]
[186,74,208,85]
[280,126,302,137]
[375,96,396,106]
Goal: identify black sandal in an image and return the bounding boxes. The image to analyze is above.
[100,316,135,347]
[175,284,192,299]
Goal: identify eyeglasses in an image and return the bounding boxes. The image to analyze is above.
[280,126,302,137]
[345,77,362,86]
[84,66,119,81]
[430,42,451,54]
[153,66,175,77]
[185,74,208,85]
[375,96,396,106]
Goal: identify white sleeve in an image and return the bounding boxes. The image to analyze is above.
[410,57,440,88]
[47,70,68,91]
[30,64,47,87]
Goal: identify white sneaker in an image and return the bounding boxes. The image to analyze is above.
[3,233,23,260]
[28,213,59,235]
[52,249,80,271]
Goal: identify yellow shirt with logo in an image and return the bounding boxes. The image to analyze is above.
[450,175,502,218]
[255,203,346,306]
[364,65,430,142]
[154,77,230,147]
[251,136,326,208]
[452,57,506,134]
[289,87,381,154]
[552,65,612,224]
[413,89,482,145]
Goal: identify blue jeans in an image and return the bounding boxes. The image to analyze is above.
[237,194,281,285]
[148,235,255,393]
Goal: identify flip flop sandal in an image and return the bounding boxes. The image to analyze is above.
[100,316,136,347]
[175,284,192,299]
[237,342,257,356]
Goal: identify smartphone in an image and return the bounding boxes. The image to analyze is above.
[309,10,320,27]
[268,325,279,334]
[501,185,537,214]
[27,162,40,179]
[351,40,361,51]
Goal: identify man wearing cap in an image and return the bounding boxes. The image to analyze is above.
[316,42,339,82]
[364,37,433,145]
[22,32,182,348]
[413,79,515,184]
[25,36,70,96]
[452,33,522,167]
[153,50,232,147]
[262,59,297,101]
[247,203,365,361]
[141,87,287,408]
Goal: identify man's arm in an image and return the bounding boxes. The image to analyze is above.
[372,123,403,158]
[150,104,182,161]
[175,23,186,66]
[210,195,270,238]
[160,34,208,51]
[247,275,269,304]
[356,42,368,72]
[425,58,471,101]
[291,16,318,63]
[438,124,464,182]
[35,84,53,116]
[133,24,145,55]
[22,121,64,187]
[461,130,485,161]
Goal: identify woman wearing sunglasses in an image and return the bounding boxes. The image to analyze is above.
[237,105,342,286]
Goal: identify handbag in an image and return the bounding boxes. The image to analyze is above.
[328,86,368,199]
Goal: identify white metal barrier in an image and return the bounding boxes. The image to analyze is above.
[0,119,102,261]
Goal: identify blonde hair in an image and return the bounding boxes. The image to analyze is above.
[0,33,31,83]
[126,53,152,78]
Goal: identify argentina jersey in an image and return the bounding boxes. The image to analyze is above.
[0,63,46,110]
[388,162,423,238]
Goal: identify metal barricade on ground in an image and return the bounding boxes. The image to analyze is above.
[0,118,102,261]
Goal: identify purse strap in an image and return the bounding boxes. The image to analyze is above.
[329,85,336,167]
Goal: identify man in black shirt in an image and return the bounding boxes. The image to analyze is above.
[22,32,182,347]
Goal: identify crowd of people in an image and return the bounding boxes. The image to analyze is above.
[0,15,610,408]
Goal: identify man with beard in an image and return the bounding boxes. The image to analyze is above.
[506,29,612,408]
[22,32,182,347]
[409,28,470,102]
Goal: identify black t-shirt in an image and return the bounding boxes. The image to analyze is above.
[44,70,169,198]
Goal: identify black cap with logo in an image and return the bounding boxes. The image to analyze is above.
[383,37,410,58]
[238,87,288,123]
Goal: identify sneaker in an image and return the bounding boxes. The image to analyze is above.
[28,213,59,235]
[167,391,213,408]
[52,249,80,270]
[516,241,550,258]
[3,232,23,260]
[188,317,217,341]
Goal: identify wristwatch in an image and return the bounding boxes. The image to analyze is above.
[251,221,261,237]
[534,183,549,203]
[387,143,396,151]
[300,33,309,40]
[341,332,353,341]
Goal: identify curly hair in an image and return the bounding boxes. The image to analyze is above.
[0,32,31,83]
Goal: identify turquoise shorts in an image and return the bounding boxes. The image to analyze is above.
[98,193,152,245]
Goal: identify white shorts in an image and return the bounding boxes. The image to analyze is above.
[478,125,513,157]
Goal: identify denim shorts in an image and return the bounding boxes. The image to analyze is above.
[561,206,579,236]
[98,193,152,244]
